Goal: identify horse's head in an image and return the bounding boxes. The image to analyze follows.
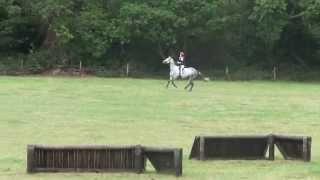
[162,56,174,64]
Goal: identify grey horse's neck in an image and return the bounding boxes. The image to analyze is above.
[170,61,178,71]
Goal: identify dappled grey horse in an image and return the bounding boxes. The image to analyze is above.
[162,56,202,91]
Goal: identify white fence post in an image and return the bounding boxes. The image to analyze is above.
[273,66,277,81]
[126,63,130,77]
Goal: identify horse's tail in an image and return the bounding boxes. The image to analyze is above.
[198,71,210,81]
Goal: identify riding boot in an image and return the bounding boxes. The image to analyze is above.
[181,65,184,77]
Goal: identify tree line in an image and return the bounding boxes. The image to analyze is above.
[0,0,319,77]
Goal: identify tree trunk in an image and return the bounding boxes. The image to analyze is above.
[157,43,165,59]
[41,27,58,49]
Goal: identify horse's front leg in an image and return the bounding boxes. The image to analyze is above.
[166,80,171,88]
[171,80,178,88]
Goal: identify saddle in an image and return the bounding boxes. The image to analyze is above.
[175,61,181,66]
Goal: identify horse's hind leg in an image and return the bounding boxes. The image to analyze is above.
[184,81,191,90]
[185,77,193,90]
[189,81,194,91]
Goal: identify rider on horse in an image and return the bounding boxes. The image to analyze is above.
[177,51,185,77]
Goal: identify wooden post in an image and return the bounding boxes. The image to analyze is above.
[142,152,146,172]
[27,145,35,173]
[307,137,312,162]
[174,149,183,177]
[272,66,277,81]
[134,145,143,173]
[126,63,130,77]
[302,137,311,162]
[199,137,205,161]
[268,135,275,160]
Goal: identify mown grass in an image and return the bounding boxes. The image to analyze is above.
[0,76,320,180]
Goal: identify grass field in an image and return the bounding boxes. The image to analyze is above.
[0,76,320,180]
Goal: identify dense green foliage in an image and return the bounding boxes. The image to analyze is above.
[0,0,319,75]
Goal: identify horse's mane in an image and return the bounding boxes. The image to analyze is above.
[169,57,179,66]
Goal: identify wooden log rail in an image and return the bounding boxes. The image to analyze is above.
[189,135,271,160]
[27,145,144,173]
[189,134,311,162]
[27,145,183,176]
